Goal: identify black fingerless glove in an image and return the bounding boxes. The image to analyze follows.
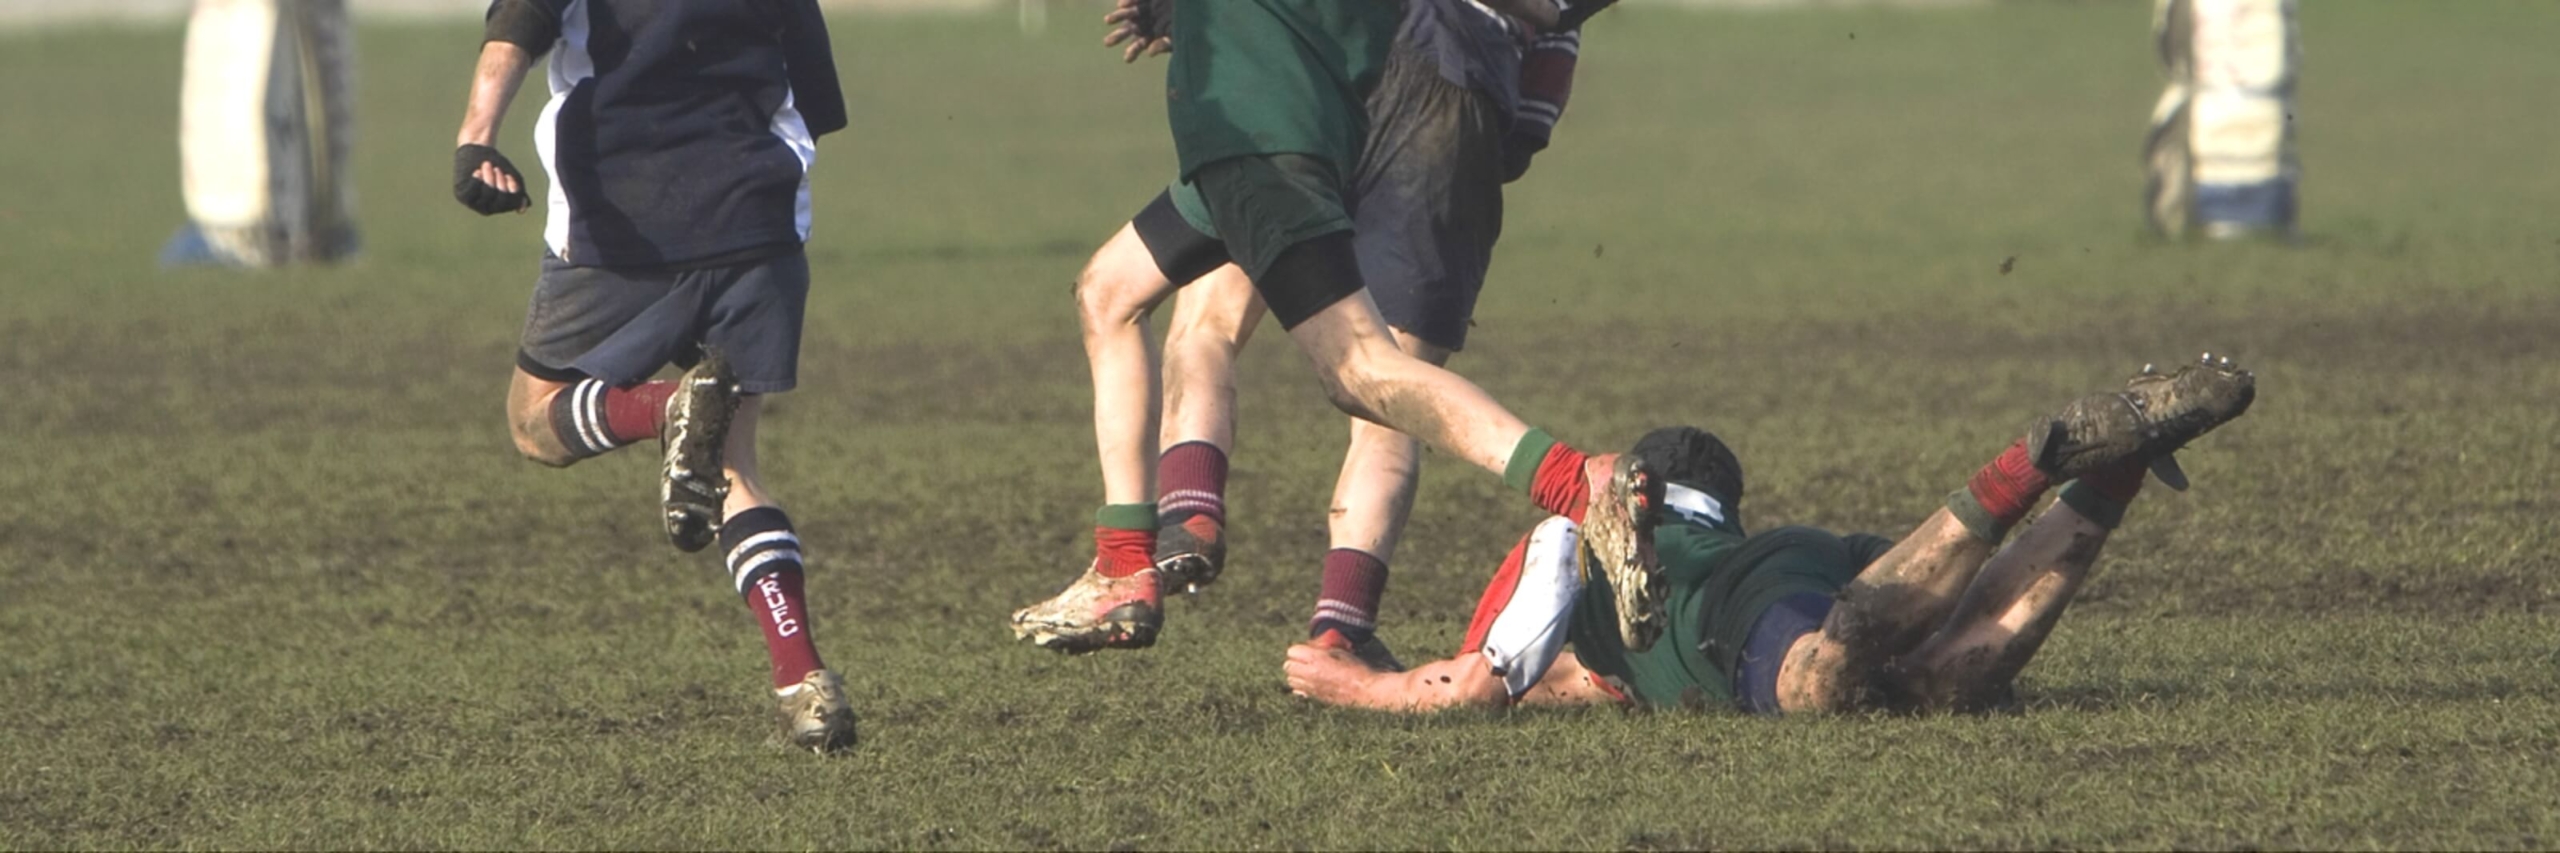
[1128,0,1174,43]
[453,144,531,215]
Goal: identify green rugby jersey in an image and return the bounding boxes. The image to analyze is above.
[1569,502,1891,710]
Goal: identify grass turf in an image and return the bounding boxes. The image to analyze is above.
[5,1,2559,848]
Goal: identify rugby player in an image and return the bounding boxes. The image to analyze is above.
[1014,0,1665,660]
[1283,356,2257,715]
[449,0,856,752]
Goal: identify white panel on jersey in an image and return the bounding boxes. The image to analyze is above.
[1479,517,1585,700]
[535,0,593,260]
[770,90,817,241]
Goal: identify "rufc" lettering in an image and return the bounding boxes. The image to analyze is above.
[758,576,800,637]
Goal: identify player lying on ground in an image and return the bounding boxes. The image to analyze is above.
[1284,356,2257,714]
[1014,0,1655,659]
[450,0,856,752]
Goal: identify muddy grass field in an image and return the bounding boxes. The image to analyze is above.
[6,2,2559,848]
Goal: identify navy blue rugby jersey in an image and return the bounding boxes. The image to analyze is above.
[1404,0,1524,126]
[485,0,846,269]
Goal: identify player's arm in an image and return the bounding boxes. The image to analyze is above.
[1286,517,1616,712]
[1282,647,1619,711]
[1285,646,1510,711]
[452,0,559,214]
[1503,29,1580,182]
[455,42,533,151]
[1481,0,1617,34]
[780,0,848,137]
[1515,651,1624,706]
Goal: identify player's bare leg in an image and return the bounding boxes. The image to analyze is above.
[1771,509,2002,711]
[504,369,580,466]
[1081,223,1177,510]
[506,357,729,556]
[1896,495,2117,712]
[1775,355,2257,713]
[1284,284,1667,651]
[1013,224,1184,651]
[1305,325,1449,670]
[716,396,854,752]
[1152,264,1263,591]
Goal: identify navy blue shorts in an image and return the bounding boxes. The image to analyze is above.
[1350,43,1506,352]
[1136,44,1506,348]
[514,248,808,394]
[1732,592,1836,716]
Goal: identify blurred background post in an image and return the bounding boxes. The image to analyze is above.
[163,0,362,267]
[2144,0,2300,241]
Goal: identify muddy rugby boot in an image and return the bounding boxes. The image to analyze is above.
[1311,628,1406,673]
[776,669,857,754]
[1152,513,1227,594]
[2028,353,2256,484]
[1011,563,1164,653]
[661,351,741,553]
[1579,453,1668,652]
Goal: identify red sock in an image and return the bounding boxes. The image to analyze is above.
[721,507,824,690]
[1527,443,1595,523]
[601,380,677,445]
[1965,440,2052,529]
[1093,526,1156,578]
[1156,442,1229,525]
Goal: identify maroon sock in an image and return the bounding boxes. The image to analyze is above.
[601,380,677,445]
[2078,459,2147,505]
[1156,441,1230,526]
[1965,440,2052,528]
[1310,548,1388,644]
[722,507,824,690]
[1527,443,1595,523]
[2059,459,2147,530]
[1093,526,1157,578]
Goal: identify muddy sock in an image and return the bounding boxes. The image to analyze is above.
[548,378,676,457]
[722,507,824,690]
[1309,548,1388,644]
[1093,503,1158,578]
[2059,460,2146,530]
[1947,439,2051,542]
[1505,428,1595,522]
[1156,441,1229,528]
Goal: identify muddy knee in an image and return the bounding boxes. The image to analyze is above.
[509,408,578,468]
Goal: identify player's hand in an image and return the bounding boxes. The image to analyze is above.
[1101,0,1172,62]
[453,144,532,215]
[1283,642,1380,705]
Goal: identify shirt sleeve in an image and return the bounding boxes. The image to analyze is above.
[781,0,848,137]
[1502,29,1580,182]
[483,0,568,56]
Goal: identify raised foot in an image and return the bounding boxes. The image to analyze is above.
[2029,353,2257,482]
[1579,453,1667,652]
[1009,563,1164,653]
[662,350,740,553]
[1152,513,1226,594]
